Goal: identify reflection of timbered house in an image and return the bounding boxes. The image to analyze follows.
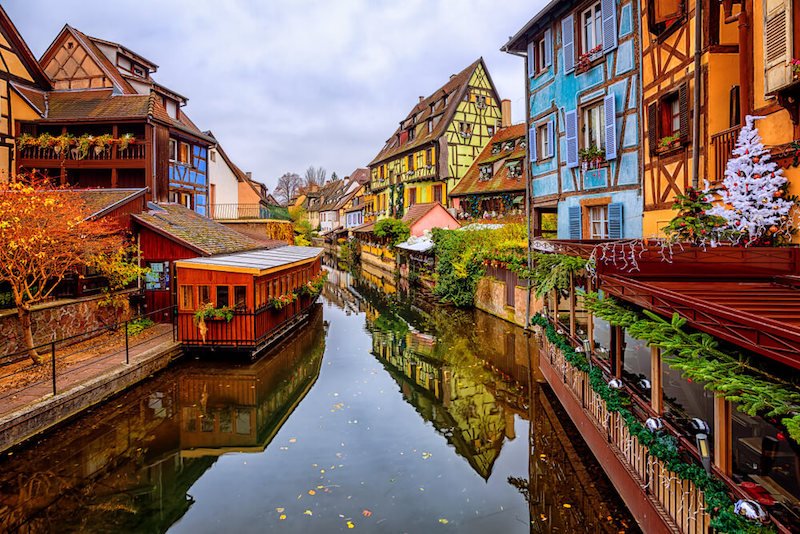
[15,24,213,213]
[503,0,643,239]
[368,59,503,218]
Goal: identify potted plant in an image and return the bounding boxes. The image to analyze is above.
[118,133,136,151]
[576,45,602,74]
[658,133,682,151]
[193,302,234,343]
[268,292,297,311]
[791,58,800,80]
[578,145,606,170]
[93,134,114,155]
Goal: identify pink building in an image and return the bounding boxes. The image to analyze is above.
[401,202,460,237]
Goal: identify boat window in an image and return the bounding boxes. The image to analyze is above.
[234,286,247,309]
[179,285,195,310]
[216,286,229,308]
[622,331,652,400]
[662,362,715,452]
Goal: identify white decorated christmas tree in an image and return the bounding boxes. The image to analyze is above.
[706,115,795,245]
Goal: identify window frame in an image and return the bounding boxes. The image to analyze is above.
[581,100,605,151]
[537,123,552,160]
[588,204,609,239]
[216,285,230,308]
[581,2,603,56]
[179,142,191,164]
[179,285,195,311]
[234,285,247,310]
[537,37,547,73]
[168,139,177,162]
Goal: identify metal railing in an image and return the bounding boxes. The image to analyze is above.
[710,125,741,183]
[0,305,177,417]
[542,337,713,533]
[210,203,271,220]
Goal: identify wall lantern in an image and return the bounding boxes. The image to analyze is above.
[695,433,712,474]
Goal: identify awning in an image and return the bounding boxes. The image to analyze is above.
[175,245,323,275]
[396,237,434,253]
[352,222,375,233]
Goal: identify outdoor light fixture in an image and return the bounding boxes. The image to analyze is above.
[542,304,549,321]
[695,433,712,474]
[689,418,711,435]
[583,339,593,370]
[638,378,652,391]
[607,378,623,389]
[734,500,769,523]
[645,417,663,432]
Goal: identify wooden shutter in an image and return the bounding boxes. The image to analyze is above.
[647,102,658,154]
[608,203,623,239]
[764,0,793,93]
[601,0,618,52]
[527,41,536,77]
[604,94,617,160]
[654,0,682,24]
[547,119,555,158]
[529,125,537,161]
[544,28,553,67]
[562,15,575,74]
[568,206,582,239]
[678,82,690,139]
[565,110,579,168]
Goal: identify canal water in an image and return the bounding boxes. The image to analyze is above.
[0,265,638,533]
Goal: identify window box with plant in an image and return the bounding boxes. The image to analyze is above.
[268,292,298,311]
[578,145,606,170]
[575,45,602,74]
[657,133,682,152]
[193,303,234,343]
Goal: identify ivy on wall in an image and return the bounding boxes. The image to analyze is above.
[531,314,773,533]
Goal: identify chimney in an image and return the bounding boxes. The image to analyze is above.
[419,96,424,103]
[245,171,253,180]
[501,99,512,128]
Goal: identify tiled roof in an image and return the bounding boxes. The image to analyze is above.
[349,168,370,186]
[449,124,527,197]
[133,203,274,256]
[402,202,442,227]
[73,188,147,219]
[369,59,483,166]
[43,89,150,121]
[11,83,47,115]
[66,26,137,94]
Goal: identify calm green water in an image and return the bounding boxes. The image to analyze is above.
[0,265,637,533]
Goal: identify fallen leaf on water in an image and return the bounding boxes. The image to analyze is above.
[346,520,355,529]
[279,514,287,520]
[563,504,572,509]
[439,518,449,524]
[422,452,432,459]
[308,490,316,495]
[289,438,297,443]
[362,509,372,517]
[276,507,285,513]
[304,510,313,516]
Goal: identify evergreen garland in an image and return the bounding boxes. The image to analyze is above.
[582,291,800,437]
[530,314,773,533]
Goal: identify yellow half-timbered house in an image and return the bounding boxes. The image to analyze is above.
[0,6,52,180]
[368,58,503,218]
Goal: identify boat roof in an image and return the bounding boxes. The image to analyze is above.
[175,245,323,275]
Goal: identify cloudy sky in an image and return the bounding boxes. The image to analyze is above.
[7,0,545,191]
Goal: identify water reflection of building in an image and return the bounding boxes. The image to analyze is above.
[0,306,326,532]
[352,274,530,480]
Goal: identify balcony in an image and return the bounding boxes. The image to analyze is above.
[17,142,146,167]
[210,203,272,221]
[710,125,741,183]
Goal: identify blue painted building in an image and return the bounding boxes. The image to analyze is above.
[503,0,642,240]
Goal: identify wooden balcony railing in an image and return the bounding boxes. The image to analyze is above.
[542,337,713,533]
[710,125,741,184]
[210,203,271,220]
[17,143,146,162]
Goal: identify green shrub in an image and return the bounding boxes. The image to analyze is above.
[126,317,155,337]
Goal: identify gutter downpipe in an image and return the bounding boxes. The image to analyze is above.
[691,0,703,189]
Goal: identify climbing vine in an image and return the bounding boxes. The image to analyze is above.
[582,291,800,442]
[530,314,773,533]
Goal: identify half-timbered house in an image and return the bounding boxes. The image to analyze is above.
[368,59,503,218]
[503,0,643,240]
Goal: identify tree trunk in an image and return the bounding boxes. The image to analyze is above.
[17,306,42,365]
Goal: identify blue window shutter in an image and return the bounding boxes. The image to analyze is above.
[527,41,536,77]
[601,0,618,52]
[546,120,555,158]
[529,126,537,161]
[562,16,575,73]
[544,28,553,67]
[568,206,582,239]
[603,94,617,160]
[608,203,623,239]
[565,110,579,168]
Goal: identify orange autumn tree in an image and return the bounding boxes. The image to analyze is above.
[0,176,125,363]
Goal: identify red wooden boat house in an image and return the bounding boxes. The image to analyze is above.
[175,245,324,357]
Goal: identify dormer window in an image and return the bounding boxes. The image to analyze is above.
[502,140,515,151]
[475,95,487,109]
[479,164,493,181]
[427,119,433,134]
[408,127,415,142]
[491,143,502,155]
[507,159,523,179]
[132,64,146,77]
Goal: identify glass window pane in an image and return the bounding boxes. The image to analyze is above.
[216,286,229,308]
[622,332,652,399]
[234,286,247,309]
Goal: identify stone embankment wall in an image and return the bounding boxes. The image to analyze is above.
[0,295,130,357]
[474,267,539,328]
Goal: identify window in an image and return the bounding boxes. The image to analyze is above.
[459,122,473,137]
[169,139,177,162]
[538,124,551,159]
[198,285,211,305]
[537,37,547,72]
[234,286,247,309]
[407,154,415,172]
[647,0,684,36]
[144,262,169,290]
[475,95,487,108]
[427,119,433,134]
[581,3,603,55]
[179,142,190,164]
[582,101,605,150]
[487,125,495,137]
[408,188,417,206]
[433,184,443,204]
[407,127,415,142]
[210,150,216,162]
[379,166,385,179]
[216,286,229,308]
[507,159,523,179]
[479,164,493,181]
[179,285,195,310]
[589,205,608,239]
[425,148,433,166]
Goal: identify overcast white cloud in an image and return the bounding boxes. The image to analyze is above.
[5,0,546,191]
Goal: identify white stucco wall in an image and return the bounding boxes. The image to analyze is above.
[208,148,240,210]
